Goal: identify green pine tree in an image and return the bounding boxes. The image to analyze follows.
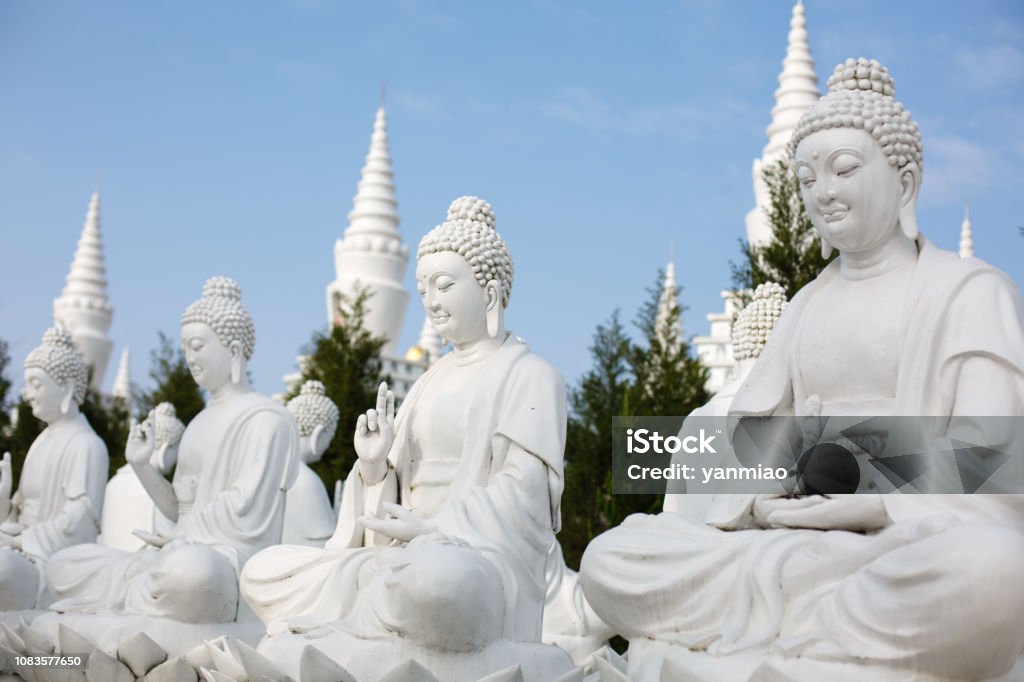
[0,340,11,440]
[560,311,632,570]
[731,158,834,302]
[286,289,386,492]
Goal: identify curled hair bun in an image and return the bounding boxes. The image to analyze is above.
[446,196,496,230]
[202,276,243,302]
[301,380,327,397]
[827,58,895,96]
[42,326,77,351]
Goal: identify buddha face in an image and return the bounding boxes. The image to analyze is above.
[794,127,906,254]
[23,367,68,423]
[416,251,489,346]
[180,322,233,392]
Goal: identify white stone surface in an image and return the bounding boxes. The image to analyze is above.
[112,346,132,401]
[241,197,572,681]
[282,381,338,546]
[53,192,115,391]
[44,277,298,645]
[99,403,183,552]
[959,201,975,258]
[0,327,108,611]
[581,59,1024,681]
[693,290,741,394]
[744,0,820,248]
[325,105,410,357]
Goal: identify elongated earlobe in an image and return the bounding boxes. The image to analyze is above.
[60,385,73,416]
[230,340,243,385]
[821,237,834,259]
[485,281,501,339]
[899,165,920,240]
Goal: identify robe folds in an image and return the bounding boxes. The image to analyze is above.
[241,335,567,643]
[581,236,1024,680]
[46,392,298,618]
[0,414,108,608]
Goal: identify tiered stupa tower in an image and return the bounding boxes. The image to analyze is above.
[744,0,820,247]
[325,105,410,357]
[655,255,682,353]
[53,192,114,390]
[112,347,132,401]
[959,203,974,258]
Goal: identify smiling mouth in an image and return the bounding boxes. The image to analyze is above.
[431,313,450,323]
[822,208,849,223]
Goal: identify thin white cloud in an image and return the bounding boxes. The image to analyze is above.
[954,44,1024,89]
[921,134,999,201]
[540,86,754,141]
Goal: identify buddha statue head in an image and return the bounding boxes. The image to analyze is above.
[416,197,514,345]
[791,58,923,259]
[179,276,255,393]
[151,402,186,474]
[23,326,89,423]
[287,380,339,465]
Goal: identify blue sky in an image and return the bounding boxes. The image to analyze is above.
[3,1,1023,399]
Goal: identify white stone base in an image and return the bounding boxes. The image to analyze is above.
[29,612,265,659]
[625,640,1024,682]
[259,627,575,681]
[0,610,44,630]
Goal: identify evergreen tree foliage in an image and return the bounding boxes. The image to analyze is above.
[79,378,130,480]
[286,290,386,493]
[731,158,834,302]
[559,273,709,570]
[139,331,206,425]
[560,311,632,570]
[0,340,11,440]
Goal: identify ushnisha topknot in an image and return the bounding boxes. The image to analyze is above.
[731,282,788,361]
[152,402,186,448]
[287,380,340,438]
[417,196,514,309]
[24,326,90,405]
[180,276,256,360]
[790,58,923,173]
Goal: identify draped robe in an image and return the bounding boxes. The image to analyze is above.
[581,237,1024,679]
[240,335,566,644]
[46,392,298,619]
[0,414,107,609]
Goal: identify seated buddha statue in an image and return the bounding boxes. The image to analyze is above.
[239,197,573,681]
[580,59,1024,682]
[99,402,184,551]
[44,277,298,627]
[282,380,338,547]
[0,327,108,611]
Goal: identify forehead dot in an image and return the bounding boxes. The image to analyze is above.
[812,150,819,160]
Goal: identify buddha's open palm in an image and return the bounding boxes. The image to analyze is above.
[126,414,156,466]
[355,382,395,474]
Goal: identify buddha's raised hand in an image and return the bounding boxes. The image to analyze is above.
[126,414,156,467]
[355,382,395,484]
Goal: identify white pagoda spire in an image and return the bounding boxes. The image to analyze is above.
[417,316,445,366]
[656,250,683,350]
[959,202,974,258]
[326,102,410,356]
[112,347,131,401]
[745,0,821,247]
[54,191,114,390]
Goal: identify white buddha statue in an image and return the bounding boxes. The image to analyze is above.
[240,197,573,681]
[99,402,184,551]
[580,59,1024,682]
[0,327,108,611]
[282,380,338,546]
[44,277,298,628]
